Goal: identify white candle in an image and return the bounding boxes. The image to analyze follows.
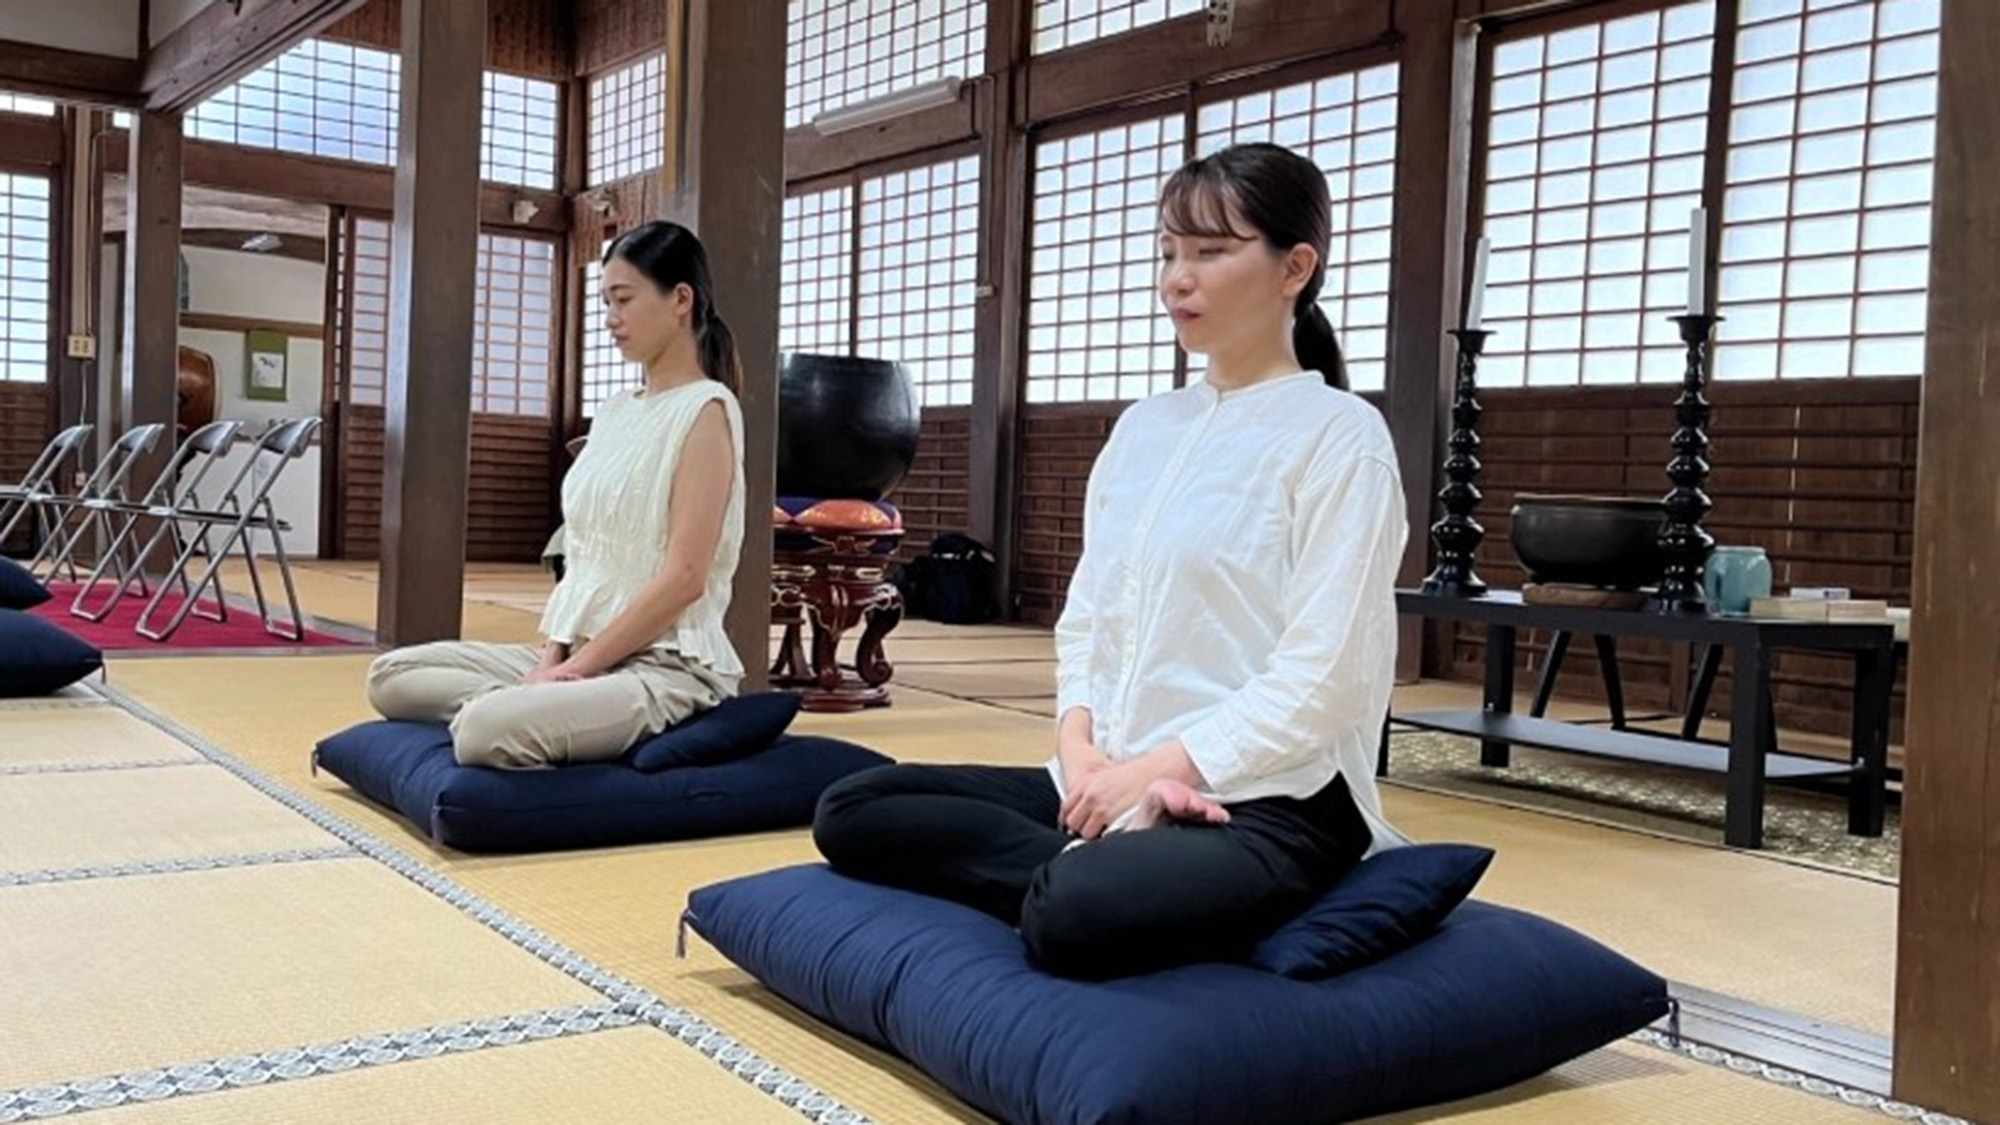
[1687,207,1708,316]
[1464,235,1490,331]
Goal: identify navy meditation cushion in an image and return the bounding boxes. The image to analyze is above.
[0,610,103,697]
[0,556,51,611]
[685,863,1670,1125]
[626,691,801,773]
[313,720,890,853]
[1250,842,1495,979]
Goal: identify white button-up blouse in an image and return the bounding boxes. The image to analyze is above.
[1050,371,1407,850]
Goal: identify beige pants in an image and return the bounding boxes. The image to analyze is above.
[365,642,736,769]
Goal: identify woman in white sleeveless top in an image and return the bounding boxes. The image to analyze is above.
[366,221,746,769]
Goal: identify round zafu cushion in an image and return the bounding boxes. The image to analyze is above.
[0,609,103,697]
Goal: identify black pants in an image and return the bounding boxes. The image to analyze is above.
[813,763,1373,979]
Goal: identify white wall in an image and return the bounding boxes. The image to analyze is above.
[179,245,326,428]
[0,0,140,59]
[148,0,212,45]
[205,443,322,559]
[179,328,324,429]
[183,244,323,324]
[176,245,328,556]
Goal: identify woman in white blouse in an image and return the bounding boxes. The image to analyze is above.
[815,143,1408,979]
[366,221,746,769]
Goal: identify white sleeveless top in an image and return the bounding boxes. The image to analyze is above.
[539,380,745,677]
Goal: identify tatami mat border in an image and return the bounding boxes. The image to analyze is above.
[0,1004,636,1121]
[83,681,1975,1125]
[92,683,876,1125]
[1630,1030,1967,1125]
[0,845,355,888]
[0,759,204,777]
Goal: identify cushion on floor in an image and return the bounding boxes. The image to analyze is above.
[313,721,891,853]
[0,609,103,697]
[0,557,51,610]
[684,863,1670,1125]
[1250,842,1495,979]
[629,691,802,773]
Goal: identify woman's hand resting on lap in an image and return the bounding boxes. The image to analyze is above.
[1124,778,1230,831]
[1055,707,1110,794]
[1060,740,1229,840]
[1061,757,1166,839]
[522,643,586,685]
[522,663,585,685]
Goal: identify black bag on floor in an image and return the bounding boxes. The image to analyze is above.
[900,533,999,624]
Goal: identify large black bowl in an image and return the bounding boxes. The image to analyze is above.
[1508,495,1668,590]
[776,353,920,501]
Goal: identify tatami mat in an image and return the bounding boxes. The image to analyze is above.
[896,660,1061,700]
[106,650,1908,1123]
[865,634,1056,665]
[1365,1040,1890,1124]
[0,706,204,767]
[0,766,341,871]
[230,559,545,645]
[790,683,1050,766]
[869,619,1047,643]
[0,683,104,710]
[446,838,994,1124]
[0,857,605,1090]
[1385,786,1897,1036]
[77,1026,804,1125]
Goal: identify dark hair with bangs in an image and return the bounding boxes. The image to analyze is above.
[1160,143,1347,391]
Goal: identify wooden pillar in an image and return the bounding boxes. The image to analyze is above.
[56,108,104,453]
[1383,1,1478,680]
[119,110,182,497]
[317,207,344,560]
[667,0,785,690]
[376,0,487,645]
[1892,1,2000,1118]
[967,0,1031,617]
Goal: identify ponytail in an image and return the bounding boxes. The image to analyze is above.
[1294,296,1348,392]
[695,309,741,394]
[604,220,740,394]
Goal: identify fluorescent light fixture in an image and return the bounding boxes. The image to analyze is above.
[240,232,283,253]
[811,77,965,136]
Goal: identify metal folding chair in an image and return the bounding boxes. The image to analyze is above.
[131,417,321,643]
[23,423,167,582]
[70,420,246,628]
[0,423,94,554]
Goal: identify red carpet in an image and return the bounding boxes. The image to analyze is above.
[28,582,365,652]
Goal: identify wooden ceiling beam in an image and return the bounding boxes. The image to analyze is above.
[783,95,979,185]
[0,113,64,169]
[1024,0,1394,125]
[0,39,142,107]
[142,0,372,114]
[99,135,567,233]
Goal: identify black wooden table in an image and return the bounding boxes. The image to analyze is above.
[1387,588,1898,850]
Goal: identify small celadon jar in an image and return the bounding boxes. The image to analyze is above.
[1703,546,1773,615]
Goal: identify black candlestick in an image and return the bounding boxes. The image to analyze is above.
[1422,328,1494,597]
[1646,313,1722,615]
